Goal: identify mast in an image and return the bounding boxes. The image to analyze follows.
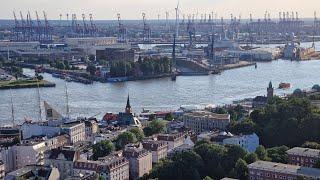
[175,2,180,38]
[10,89,15,127]
[65,81,70,119]
[36,80,42,123]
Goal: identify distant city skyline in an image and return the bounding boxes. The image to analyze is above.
[0,0,319,20]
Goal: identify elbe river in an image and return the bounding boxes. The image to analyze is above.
[1,42,320,125]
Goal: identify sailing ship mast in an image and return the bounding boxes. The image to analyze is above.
[65,81,70,119]
[10,88,15,127]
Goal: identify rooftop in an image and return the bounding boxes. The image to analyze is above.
[47,148,79,161]
[184,111,230,120]
[286,147,320,158]
[248,161,320,178]
[5,165,56,179]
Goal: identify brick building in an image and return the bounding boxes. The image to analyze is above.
[287,147,320,167]
[248,161,320,180]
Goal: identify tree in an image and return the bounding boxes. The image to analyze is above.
[314,160,320,169]
[143,119,166,137]
[87,64,97,76]
[165,113,174,121]
[302,141,320,150]
[129,128,145,141]
[255,145,268,160]
[228,119,256,135]
[115,131,137,150]
[292,88,304,98]
[92,140,114,160]
[235,159,248,180]
[266,146,289,163]
[89,54,96,61]
[203,176,213,180]
[215,107,227,114]
[36,74,43,81]
[244,153,258,164]
[312,84,320,92]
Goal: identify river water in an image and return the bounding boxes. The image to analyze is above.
[1,43,320,125]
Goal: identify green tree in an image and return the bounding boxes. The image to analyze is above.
[87,64,97,76]
[255,145,268,160]
[143,119,166,137]
[244,153,258,164]
[266,146,289,163]
[314,160,320,169]
[235,159,248,180]
[215,107,227,114]
[92,140,114,160]
[302,141,320,150]
[89,54,96,61]
[228,119,256,135]
[165,113,174,121]
[129,127,145,141]
[203,176,213,180]
[115,131,137,150]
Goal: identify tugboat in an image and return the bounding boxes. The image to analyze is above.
[279,82,291,89]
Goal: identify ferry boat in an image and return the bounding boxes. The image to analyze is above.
[279,83,291,89]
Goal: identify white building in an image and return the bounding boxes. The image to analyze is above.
[61,122,86,144]
[20,122,61,140]
[223,133,259,153]
[157,133,185,151]
[0,141,46,172]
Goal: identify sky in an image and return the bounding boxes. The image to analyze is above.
[0,0,319,20]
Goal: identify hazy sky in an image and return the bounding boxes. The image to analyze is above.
[1,0,319,20]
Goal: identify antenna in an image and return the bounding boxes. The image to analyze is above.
[10,89,15,127]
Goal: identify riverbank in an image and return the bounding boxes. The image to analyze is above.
[0,80,55,89]
[221,61,256,70]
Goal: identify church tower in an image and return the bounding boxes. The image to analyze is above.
[125,94,132,114]
[267,81,274,99]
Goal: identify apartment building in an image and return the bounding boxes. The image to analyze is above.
[74,155,129,180]
[45,148,80,179]
[61,122,86,144]
[182,111,230,133]
[287,147,320,167]
[142,140,168,163]
[157,133,185,151]
[123,147,152,180]
[248,161,320,180]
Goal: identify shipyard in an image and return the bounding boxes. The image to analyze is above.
[1,0,320,180]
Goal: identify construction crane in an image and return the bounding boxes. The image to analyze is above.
[117,13,127,43]
[142,13,151,43]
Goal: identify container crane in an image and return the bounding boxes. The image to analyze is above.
[117,13,127,43]
[142,13,151,42]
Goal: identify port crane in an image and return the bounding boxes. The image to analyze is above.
[117,13,127,43]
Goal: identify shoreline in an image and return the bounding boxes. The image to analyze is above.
[0,80,56,90]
